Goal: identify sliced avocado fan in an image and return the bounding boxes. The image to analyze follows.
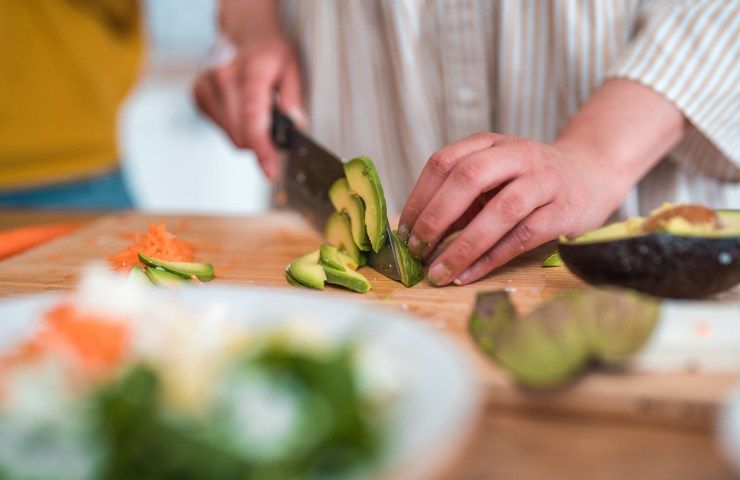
[344,156,388,253]
[286,245,371,293]
[329,178,371,251]
[138,252,215,281]
[325,212,367,267]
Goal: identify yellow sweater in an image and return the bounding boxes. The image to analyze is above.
[0,0,142,190]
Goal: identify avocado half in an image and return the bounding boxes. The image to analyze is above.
[559,208,740,299]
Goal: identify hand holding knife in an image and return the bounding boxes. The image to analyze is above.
[270,106,403,282]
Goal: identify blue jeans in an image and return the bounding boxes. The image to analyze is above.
[0,169,134,210]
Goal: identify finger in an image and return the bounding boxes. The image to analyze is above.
[398,132,501,239]
[407,147,525,259]
[239,68,280,180]
[207,64,245,147]
[277,58,307,129]
[426,177,554,286]
[454,204,564,285]
[193,74,227,128]
[215,62,245,147]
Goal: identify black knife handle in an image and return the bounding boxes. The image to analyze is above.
[271,105,294,149]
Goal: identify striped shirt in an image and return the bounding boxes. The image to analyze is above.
[281,0,739,216]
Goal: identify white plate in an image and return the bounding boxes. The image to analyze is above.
[0,286,481,479]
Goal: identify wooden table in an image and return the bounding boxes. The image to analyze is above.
[0,210,736,479]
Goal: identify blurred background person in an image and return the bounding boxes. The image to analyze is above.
[194,0,739,285]
[0,0,269,213]
[0,0,142,209]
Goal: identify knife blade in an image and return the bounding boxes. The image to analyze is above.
[271,106,344,230]
[271,107,402,282]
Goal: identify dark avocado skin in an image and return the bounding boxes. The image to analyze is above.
[559,234,740,299]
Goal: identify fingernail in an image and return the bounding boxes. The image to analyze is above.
[398,224,409,239]
[428,262,453,286]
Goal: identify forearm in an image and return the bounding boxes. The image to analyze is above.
[553,79,687,207]
[219,0,281,44]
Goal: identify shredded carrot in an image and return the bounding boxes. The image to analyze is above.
[1,303,130,381]
[107,223,194,270]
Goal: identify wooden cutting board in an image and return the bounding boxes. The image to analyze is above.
[0,211,738,428]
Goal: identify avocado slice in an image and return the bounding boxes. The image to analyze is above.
[318,243,363,272]
[138,253,215,281]
[343,156,388,253]
[324,266,372,293]
[570,289,661,364]
[318,243,371,292]
[559,208,740,298]
[541,250,563,267]
[469,291,517,356]
[145,267,189,286]
[286,250,326,290]
[328,178,371,251]
[285,270,309,288]
[390,230,424,287]
[325,212,366,267]
[469,288,660,389]
[128,265,151,284]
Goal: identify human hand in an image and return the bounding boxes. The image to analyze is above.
[193,32,305,180]
[398,133,623,286]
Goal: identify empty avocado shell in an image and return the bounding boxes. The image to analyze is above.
[559,205,740,299]
[469,288,661,389]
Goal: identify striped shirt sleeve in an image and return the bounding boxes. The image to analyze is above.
[606,0,740,180]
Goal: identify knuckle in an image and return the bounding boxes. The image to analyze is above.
[404,201,423,221]
[428,151,456,175]
[416,210,444,237]
[440,243,474,272]
[449,235,477,260]
[452,160,484,187]
[508,223,536,250]
[475,246,499,271]
[495,192,524,223]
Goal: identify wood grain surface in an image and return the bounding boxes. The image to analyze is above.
[0,210,737,479]
[0,211,738,430]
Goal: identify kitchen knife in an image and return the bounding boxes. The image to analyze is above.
[271,107,402,281]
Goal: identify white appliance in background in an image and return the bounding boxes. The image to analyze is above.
[119,0,270,214]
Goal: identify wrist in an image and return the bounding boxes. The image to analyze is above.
[551,135,632,209]
[219,0,282,45]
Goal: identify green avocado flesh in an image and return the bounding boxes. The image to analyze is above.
[541,251,563,267]
[138,253,215,281]
[145,267,190,286]
[469,288,660,389]
[469,291,516,356]
[325,212,366,267]
[344,156,388,253]
[324,266,372,293]
[559,208,740,299]
[328,178,371,251]
[390,230,424,287]
[287,245,371,293]
[319,243,347,270]
[128,265,150,283]
[285,271,308,288]
[287,251,326,290]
